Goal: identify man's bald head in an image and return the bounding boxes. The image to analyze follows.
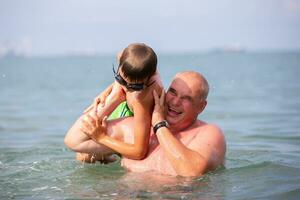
[175,71,209,101]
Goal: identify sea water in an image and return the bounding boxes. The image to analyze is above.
[0,52,300,199]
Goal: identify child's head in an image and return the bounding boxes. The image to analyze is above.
[117,43,157,83]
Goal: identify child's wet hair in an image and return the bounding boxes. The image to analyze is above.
[118,43,157,82]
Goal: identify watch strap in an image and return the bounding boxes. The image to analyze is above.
[153,120,168,133]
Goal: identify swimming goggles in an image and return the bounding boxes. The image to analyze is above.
[112,66,155,91]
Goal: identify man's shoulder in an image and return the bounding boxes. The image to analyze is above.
[192,121,225,144]
[201,122,223,135]
[188,121,226,165]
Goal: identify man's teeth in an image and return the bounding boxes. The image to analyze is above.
[168,107,181,114]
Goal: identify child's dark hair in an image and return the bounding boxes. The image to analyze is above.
[119,43,157,82]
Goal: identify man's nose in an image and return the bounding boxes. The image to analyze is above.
[170,96,181,106]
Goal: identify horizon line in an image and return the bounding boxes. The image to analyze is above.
[1,48,300,59]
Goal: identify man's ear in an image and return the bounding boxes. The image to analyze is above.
[197,100,207,114]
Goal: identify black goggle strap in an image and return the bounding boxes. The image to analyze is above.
[126,84,144,91]
[112,64,155,90]
[113,65,126,85]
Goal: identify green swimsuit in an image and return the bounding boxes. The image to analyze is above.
[108,101,134,120]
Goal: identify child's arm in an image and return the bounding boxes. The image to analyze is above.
[82,84,157,160]
[64,82,125,153]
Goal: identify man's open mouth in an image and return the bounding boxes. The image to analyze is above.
[167,106,182,116]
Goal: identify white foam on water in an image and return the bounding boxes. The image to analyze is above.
[32,186,49,191]
[30,166,41,172]
[50,186,62,191]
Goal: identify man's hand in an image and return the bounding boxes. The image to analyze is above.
[80,113,108,142]
[152,90,166,126]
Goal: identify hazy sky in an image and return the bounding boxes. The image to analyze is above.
[1,0,300,56]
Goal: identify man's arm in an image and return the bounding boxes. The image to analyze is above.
[155,124,225,177]
[151,90,225,177]
[64,115,112,154]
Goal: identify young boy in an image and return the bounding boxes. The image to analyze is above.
[65,43,162,162]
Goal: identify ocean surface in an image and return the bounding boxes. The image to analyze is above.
[0,52,300,199]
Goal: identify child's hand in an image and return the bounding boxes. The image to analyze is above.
[106,81,126,103]
[80,114,108,142]
[83,82,125,114]
[152,90,166,126]
[83,87,113,114]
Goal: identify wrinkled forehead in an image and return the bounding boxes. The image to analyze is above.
[169,77,199,97]
[171,75,201,87]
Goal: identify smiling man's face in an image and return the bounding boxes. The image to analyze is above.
[165,72,207,131]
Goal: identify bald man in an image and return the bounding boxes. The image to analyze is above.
[65,71,226,177]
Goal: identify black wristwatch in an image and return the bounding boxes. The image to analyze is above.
[153,120,169,133]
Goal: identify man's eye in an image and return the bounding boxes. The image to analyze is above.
[168,90,176,95]
[182,97,192,103]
